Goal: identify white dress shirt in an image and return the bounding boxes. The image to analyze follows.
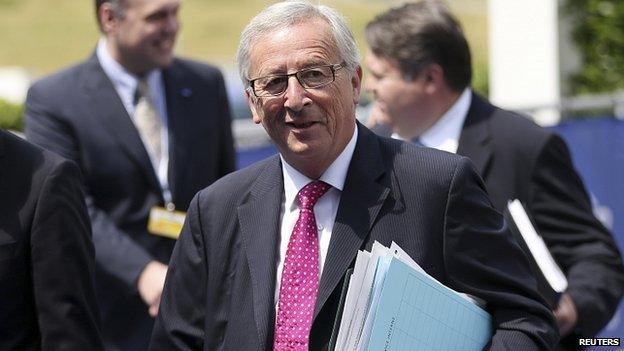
[274,126,359,306]
[392,87,472,154]
[96,38,173,205]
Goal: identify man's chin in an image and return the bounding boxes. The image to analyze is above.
[378,114,394,125]
[151,54,175,70]
[128,56,173,74]
[159,56,175,68]
[285,143,315,156]
[281,141,323,160]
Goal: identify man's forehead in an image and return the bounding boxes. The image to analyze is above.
[257,19,333,48]
[249,21,340,71]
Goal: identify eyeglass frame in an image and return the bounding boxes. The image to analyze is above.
[247,62,346,98]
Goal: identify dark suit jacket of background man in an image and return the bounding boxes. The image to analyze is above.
[150,124,558,351]
[24,54,235,349]
[459,94,624,347]
[375,93,624,347]
[0,130,103,350]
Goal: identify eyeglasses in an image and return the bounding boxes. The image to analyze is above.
[248,62,345,97]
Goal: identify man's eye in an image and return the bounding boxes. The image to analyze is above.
[257,76,287,93]
[301,69,327,80]
[307,69,324,77]
[265,76,286,88]
[146,11,168,22]
[300,68,332,86]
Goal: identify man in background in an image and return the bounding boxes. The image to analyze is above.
[0,129,103,350]
[149,1,558,349]
[25,0,235,349]
[364,1,624,348]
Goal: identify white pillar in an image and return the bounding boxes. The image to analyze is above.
[0,67,32,104]
[488,0,564,125]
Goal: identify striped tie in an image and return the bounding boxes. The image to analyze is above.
[134,77,162,169]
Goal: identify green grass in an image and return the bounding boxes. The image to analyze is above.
[0,0,487,93]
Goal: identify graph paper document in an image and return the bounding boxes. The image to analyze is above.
[365,258,493,351]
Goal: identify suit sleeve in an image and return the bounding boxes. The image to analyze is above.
[25,84,154,290]
[31,159,104,351]
[149,193,207,350]
[443,158,558,350]
[529,134,624,337]
[215,70,236,175]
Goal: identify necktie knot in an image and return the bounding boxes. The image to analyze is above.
[134,77,151,105]
[297,181,331,210]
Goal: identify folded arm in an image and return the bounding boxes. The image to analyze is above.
[31,159,104,350]
[443,157,558,350]
[529,135,624,337]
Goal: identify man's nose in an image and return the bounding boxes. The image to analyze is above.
[283,76,312,111]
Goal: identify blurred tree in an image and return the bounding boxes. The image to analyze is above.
[564,0,624,94]
[0,99,23,131]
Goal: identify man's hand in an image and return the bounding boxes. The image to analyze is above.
[554,293,578,337]
[137,261,168,317]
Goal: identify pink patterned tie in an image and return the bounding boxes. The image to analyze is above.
[274,180,332,351]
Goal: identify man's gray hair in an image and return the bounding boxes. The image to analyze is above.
[236,0,360,85]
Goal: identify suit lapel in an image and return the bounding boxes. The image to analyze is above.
[457,93,493,177]
[162,62,194,204]
[314,124,390,318]
[83,55,162,196]
[0,133,9,246]
[237,156,283,347]
[0,132,5,194]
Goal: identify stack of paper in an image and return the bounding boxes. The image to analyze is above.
[331,242,493,351]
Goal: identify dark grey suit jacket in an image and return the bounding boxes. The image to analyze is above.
[150,124,558,350]
[0,130,102,350]
[458,94,624,345]
[24,54,235,350]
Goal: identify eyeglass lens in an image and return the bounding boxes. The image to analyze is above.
[253,65,335,96]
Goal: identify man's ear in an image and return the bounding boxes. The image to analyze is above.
[422,63,445,94]
[245,89,262,124]
[99,3,120,34]
[351,65,363,105]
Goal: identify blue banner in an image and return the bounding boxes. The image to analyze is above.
[236,144,277,170]
[551,117,624,341]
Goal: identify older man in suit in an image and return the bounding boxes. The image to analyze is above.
[0,130,103,350]
[24,0,235,349]
[149,1,558,350]
[363,2,624,349]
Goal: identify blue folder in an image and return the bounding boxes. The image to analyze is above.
[365,258,492,351]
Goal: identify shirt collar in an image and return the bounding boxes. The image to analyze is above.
[96,38,162,107]
[419,87,472,153]
[281,125,358,211]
